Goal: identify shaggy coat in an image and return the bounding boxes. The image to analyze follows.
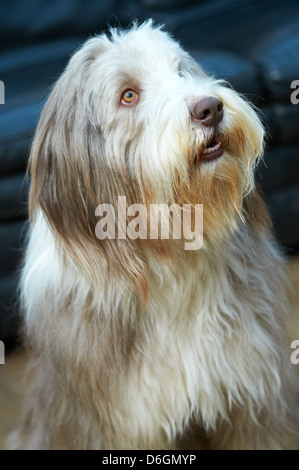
[12,21,298,449]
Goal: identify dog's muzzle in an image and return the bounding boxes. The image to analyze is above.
[191,96,224,162]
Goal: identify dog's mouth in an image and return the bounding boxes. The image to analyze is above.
[198,134,224,162]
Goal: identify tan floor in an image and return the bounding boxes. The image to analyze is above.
[0,346,29,449]
[0,256,299,450]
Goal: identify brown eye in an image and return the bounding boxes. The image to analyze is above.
[121,89,139,105]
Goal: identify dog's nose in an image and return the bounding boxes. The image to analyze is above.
[191,97,224,126]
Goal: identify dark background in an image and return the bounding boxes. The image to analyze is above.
[0,0,299,344]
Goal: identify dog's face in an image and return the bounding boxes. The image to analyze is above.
[29,21,265,297]
[78,22,263,205]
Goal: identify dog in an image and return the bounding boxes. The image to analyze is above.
[12,20,298,450]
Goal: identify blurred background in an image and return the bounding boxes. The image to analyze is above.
[0,0,299,346]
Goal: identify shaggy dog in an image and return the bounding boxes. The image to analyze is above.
[13,21,298,449]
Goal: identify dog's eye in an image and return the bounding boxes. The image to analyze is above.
[121,90,139,105]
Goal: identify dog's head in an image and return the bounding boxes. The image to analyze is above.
[29,21,266,300]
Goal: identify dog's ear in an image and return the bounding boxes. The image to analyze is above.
[29,35,149,305]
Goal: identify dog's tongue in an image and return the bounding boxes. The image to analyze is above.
[200,140,223,162]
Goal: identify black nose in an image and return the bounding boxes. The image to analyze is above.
[191,97,224,126]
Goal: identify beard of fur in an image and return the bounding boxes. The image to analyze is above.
[172,114,261,248]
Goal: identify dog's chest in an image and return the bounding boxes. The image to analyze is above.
[125,259,249,431]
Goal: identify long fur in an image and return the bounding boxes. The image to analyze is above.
[11,20,298,449]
